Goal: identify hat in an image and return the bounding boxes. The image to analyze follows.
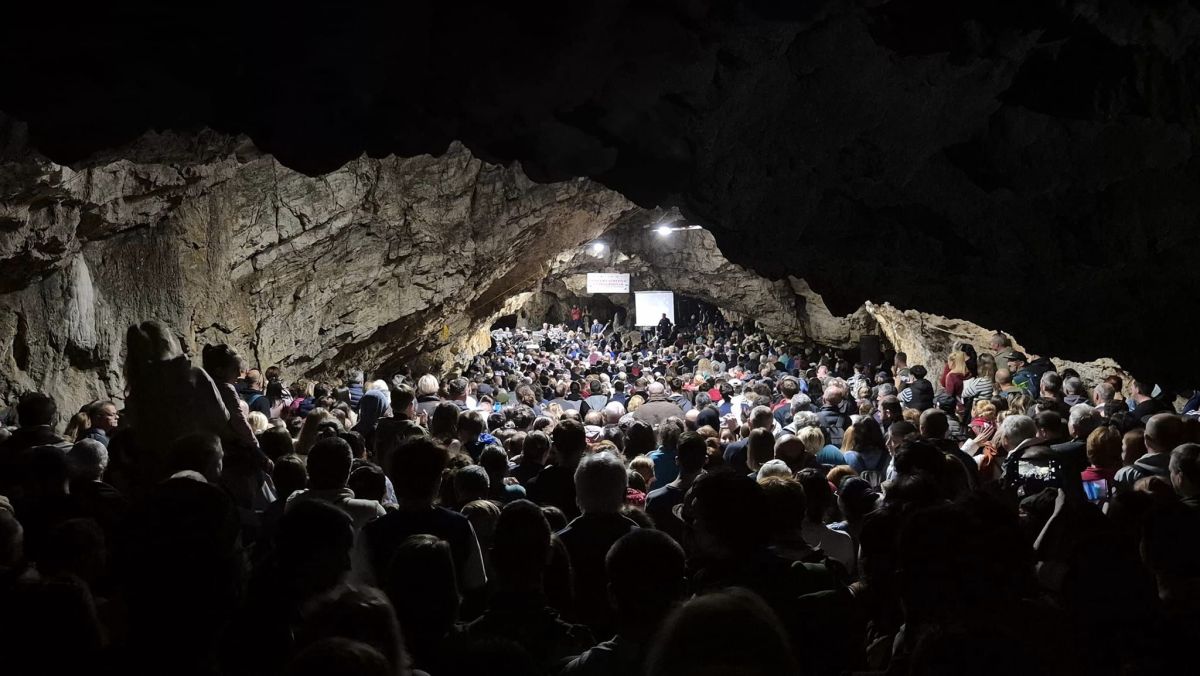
[585,425,603,442]
[1005,351,1027,363]
[478,384,494,396]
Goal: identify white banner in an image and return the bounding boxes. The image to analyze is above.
[586,272,630,294]
[635,291,675,327]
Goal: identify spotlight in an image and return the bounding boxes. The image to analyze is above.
[591,242,605,255]
[655,225,672,236]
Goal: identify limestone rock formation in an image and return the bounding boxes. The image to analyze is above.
[3,1,1196,384]
[0,129,643,414]
[864,302,1131,396]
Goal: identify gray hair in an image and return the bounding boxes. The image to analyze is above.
[647,381,666,396]
[574,450,628,514]
[417,374,440,397]
[68,439,108,481]
[603,401,626,424]
[792,410,820,429]
[790,393,811,410]
[1063,377,1085,396]
[1068,404,1100,438]
[756,459,793,481]
[1092,382,1115,403]
[998,415,1037,450]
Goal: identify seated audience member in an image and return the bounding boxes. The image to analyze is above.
[287,436,385,531]
[556,451,639,635]
[362,437,487,594]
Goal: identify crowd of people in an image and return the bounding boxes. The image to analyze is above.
[1,315,1199,675]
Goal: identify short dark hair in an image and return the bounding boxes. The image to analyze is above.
[1171,443,1200,487]
[388,437,449,502]
[676,432,708,473]
[308,437,353,490]
[551,419,587,460]
[391,385,415,412]
[910,365,928,380]
[17,392,57,427]
[258,427,295,461]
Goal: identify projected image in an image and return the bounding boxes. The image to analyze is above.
[634,291,675,327]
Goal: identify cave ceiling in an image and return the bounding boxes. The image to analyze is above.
[3,1,1199,386]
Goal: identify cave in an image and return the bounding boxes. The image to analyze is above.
[0,3,1197,407]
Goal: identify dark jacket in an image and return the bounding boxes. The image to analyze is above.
[904,378,934,411]
[632,395,685,427]
[556,513,639,635]
[817,405,851,448]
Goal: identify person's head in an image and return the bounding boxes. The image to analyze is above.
[850,416,886,450]
[629,454,655,490]
[447,378,469,402]
[1131,379,1155,400]
[273,455,309,500]
[1086,426,1123,470]
[795,425,824,455]
[201,344,245,384]
[16,392,57,428]
[552,418,587,463]
[453,465,490,506]
[1067,404,1100,440]
[773,435,809,473]
[1145,413,1185,454]
[683,471,769,559]
[989,332,1011,354]
[86,401,120,432]
[1039,371,1062,399]
[294,586,409,675]
[429,402,461,438]
[575,451,628,514]
[490,499,552,589]
[647,381,666,397]
[259,426,295,462]
[758,476,806,536]
[919,409,949,440]
[607,529,686,631]
[1122,428,1147,465]
[879,395,903,424]
[307,437,354,491]
[645,588,798,676]
[385,534,459,642]
[910,365,928,381]
[276,500,355,594]
[602,401,625,425]
[997,415,1037,452]
[1169,443,1200,498]
[67,439,108,482]
[167,433,224,482]
[1092,382,1116,405]
[995,368,1012,386]
[976,354,996,381]
[1034,410,1065,439]
[886,421,919,452]
[746,428,775,472]
[456,410,486,445]
[391,385,416,418]
[388,437,449,505]
[416,374,439,397]
[522,430,551,466]
[676,431,708,475]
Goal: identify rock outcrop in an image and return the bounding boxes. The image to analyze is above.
[864,302,1131,396]
[0,129,644,414]
[3,1,1197,384]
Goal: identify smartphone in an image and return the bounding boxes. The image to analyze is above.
[1082,479,1110,503]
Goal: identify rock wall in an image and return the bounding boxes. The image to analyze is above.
[0,129,642,415]
[864,302,1131,395]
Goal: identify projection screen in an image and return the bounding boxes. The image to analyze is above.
[634,291,675,327]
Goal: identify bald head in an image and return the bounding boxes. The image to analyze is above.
[647,381,666,396]
[1145,414,1185,455]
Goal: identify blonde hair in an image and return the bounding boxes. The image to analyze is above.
[948,350,969,376]
[247,411,270,435]
[296,407,338,455]
[626,395,645,412]
[840,424,857,452]
[971,400,998,421]
[798,426,825,454]
[417,374,440,397]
